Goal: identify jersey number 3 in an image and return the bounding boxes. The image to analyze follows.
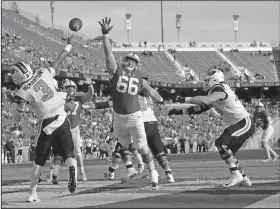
[116,76,139,95]
[33,79,54,102]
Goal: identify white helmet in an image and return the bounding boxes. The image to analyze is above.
[11,61,33,85]
[63,79,76,94]
[204,69,225,91]
[122,53,141,72]
[53,79,59,90]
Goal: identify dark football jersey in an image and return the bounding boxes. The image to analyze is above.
[253,110,270,130]
[109,66,144,114]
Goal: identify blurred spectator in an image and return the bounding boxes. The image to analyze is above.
[4,138,15,164]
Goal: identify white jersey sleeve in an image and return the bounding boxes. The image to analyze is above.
[139,95,157,122]
[209,83,250,127]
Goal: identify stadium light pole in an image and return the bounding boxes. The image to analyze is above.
[233,13,239,43]
[176,13,182,43]
[161,1,164,46]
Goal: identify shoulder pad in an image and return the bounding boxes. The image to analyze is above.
[210,84,225,93]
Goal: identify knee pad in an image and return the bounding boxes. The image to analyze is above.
[216,145,233,160]
[155,152,168,165]
[135,137,148,151]
[53,156,63,165]
[138,144,153,164]
[113,151,122,159]
[119,148,132,159]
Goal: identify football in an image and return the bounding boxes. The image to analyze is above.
[69,18,83,32]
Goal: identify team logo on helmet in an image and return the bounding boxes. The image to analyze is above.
[204,69,225,91]
[11,61,33,85]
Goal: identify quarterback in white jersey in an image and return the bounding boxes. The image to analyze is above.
[169,69,255,188]
[8,36,78,202]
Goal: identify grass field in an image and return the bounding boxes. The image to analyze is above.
[2,149,280,208]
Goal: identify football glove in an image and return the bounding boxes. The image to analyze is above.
[176,96,186,103]
[155,99,165,107]
[168,108,183,116]
[98,17,114,35]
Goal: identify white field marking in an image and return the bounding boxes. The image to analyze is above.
[244,193,280,208]
[2,179,280,208]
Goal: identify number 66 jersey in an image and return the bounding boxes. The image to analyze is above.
[109,67,144,114]
[15,67,67,120]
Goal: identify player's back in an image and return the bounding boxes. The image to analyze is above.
[109,67,143,114]
[209,83,250,127]
[15,67,66,120]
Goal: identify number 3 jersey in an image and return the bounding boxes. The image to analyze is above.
[15,67,67,120]
[109,67,144,114]
[208,83,250,128]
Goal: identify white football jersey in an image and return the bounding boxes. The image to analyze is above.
[15,67,67,120]
[209,83,250,127]
[139,95,157,122]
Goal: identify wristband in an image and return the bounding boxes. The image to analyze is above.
[64,44,72,53]
[103,34,109,38]
[185,97,191,103]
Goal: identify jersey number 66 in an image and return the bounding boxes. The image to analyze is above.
[116,76,139,96]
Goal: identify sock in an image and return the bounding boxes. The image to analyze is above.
[29,163,41,195]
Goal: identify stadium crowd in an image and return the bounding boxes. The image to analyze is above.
[2,78,279,163]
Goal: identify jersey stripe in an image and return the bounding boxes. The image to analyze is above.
[231,116,251,137]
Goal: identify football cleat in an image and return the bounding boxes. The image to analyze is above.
[138,164,145,175]
[80,172,87,182]
[68,165,76,193]
[104,172,115,180]
[240,176,252,187]
[46,173,52,183]
[272,154,279,162]
[150,170,159,190]
[121,168,138,184]
[166,173,175,183]
[262,158,272,163]
[26,193,41,203]
[150,182,159,190]
[222,172,243,188]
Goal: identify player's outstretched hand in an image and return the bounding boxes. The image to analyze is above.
[84,74,95,85]
[67,34,74,45]
[155,100,165,108]
[98,17,114,35]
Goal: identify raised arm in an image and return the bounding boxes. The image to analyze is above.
[141,79,164,105]
[78,76,95,104]
[50,35,74,70]
[98,17,117,78]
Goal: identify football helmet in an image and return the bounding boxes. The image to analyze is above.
[122,53,141,72]
[11,61,33,85]
[204,69,225,91]
[63,79,77,94]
